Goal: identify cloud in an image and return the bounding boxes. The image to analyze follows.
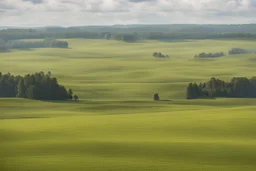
[128,0,153,3]
[0,2,16,10]
[251,0,256,6]
[0,0,255,26]
[23,0,44,4]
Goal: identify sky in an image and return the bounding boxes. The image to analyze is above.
[0,0,256,27]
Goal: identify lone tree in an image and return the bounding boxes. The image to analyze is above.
[153,93,160,101]
[74,95,79,101]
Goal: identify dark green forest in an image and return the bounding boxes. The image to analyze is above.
[186,77,256,99]
[1,24,256,42]
[0,72,76,100]
[7,38,68,49]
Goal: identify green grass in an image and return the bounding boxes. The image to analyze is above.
[1,99,256,171]
[1,39,256,100]
[1,39,256,171]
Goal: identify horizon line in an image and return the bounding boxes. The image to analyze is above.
[1,23,256,29]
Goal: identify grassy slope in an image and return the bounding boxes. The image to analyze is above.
[1,99,256,171]
[1,39,256,171]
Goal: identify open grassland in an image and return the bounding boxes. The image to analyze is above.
[1,39,256,100]
[1,39,256,171]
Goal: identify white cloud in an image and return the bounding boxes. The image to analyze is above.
[0,0,255,26]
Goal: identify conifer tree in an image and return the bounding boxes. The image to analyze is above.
[17,79,26,98]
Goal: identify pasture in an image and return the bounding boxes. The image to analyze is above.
[1,39,256,171]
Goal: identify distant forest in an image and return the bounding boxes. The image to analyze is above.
[1,24,256,43]
[0,72,77,101]
[0,38,68,52]
[186,77,256,99]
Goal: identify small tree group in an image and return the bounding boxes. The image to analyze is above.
[153,52,169,58]
[194,52,224,58]
[229,48,247,55]
[67,89,79,101]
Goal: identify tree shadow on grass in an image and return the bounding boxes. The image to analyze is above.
[159,99,171,102]
[43,100,82,104]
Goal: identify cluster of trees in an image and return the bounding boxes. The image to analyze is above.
[153,52,169,58]
[186,77,256,99]
[194,48,254,59]
[0,71,78,101]
[103,33,143,42]
[229,48,247,55]
[6,38,68,49]
[194,52,224,58]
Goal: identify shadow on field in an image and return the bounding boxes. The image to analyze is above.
[15,48,36,51]
[158,39,197,43]
[1,116,49,120]
[43,100,82,104]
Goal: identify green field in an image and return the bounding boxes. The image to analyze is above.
[1,39,256,171]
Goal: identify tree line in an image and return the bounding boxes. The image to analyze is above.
[0,29,101,41]
[34,24,256,34]
[0,71,78,101]
[186,77,256,99]
[0,38,68,51]
[7,38,68,49]
[1,29,256,43]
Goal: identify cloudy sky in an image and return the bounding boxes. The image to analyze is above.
[0,0,256,27]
